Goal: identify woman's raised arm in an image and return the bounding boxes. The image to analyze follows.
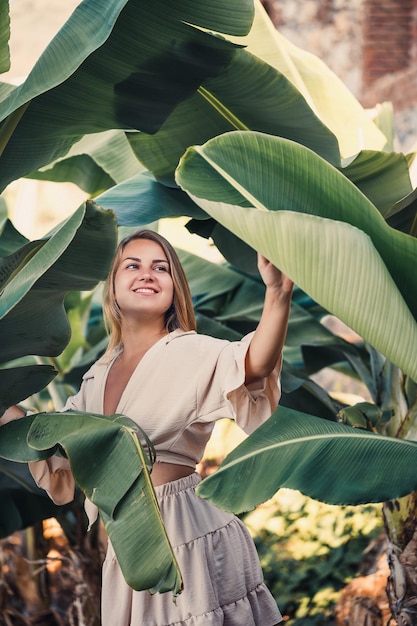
[244,253,293,385]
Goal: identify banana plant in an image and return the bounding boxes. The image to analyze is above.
[0,0,280,191]
[1,0,417,614]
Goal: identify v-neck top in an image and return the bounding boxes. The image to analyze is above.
[63,329,282,468]
[29,329,282,506]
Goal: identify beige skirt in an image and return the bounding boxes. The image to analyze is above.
[101,473,282,626]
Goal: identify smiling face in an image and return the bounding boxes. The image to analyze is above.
[114,238,174,325]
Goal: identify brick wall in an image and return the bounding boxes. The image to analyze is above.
[362,0,414,84]
[360,0,417,148]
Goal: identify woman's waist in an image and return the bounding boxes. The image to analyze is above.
[150,461,195,486]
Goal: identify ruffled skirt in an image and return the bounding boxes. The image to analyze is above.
[102,474,282,626]
[101,473,282,626]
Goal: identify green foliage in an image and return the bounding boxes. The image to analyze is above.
[245,490,382,624]
[0,201,117,410]
[176,131,417,382]
[1,0,417,600]
[0,411,183,594]
[0,0,252,191]
[197,407,417,510]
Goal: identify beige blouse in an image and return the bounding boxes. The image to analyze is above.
[30,329,282,506]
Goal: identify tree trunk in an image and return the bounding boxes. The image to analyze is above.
[335,492,417,626]
[335,533,393,625]
[383,492,417,626]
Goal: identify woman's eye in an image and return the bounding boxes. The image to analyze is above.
[154,265,168,272]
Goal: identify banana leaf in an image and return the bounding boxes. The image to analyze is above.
[0,200,116,411]
[0,365,57,415]
[27,131,144,195]
[175,131,417,381]
[0,412,183,595]
[129,45,340,185]
[387,183,417,236]
[0,0,248,191]
[341,150,414,217]
[280,366,340,421]
[97,171,207,225]
[0,201,116,362]
[0,216,29,254]
[0,200,116,318]
[196,406,417,511]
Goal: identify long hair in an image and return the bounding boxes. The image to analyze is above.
[102,229,196,359]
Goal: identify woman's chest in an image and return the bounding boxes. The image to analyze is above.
[103,354,147,415]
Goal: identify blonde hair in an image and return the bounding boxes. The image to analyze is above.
[102,229,196,359]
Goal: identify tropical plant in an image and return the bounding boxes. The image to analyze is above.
[1,0,417,622]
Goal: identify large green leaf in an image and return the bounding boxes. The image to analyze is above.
[27,131,144,195]
[0,201,116,408]
[96,171,207,225]
[0,200,116,319]
[129,46,339,185]
[386,180,417,229]
[341,150,414,217]
[20,411,182,595]
[196,406,417,511]
[0,291,71,363]
[175,131,417,380]
[280,364,340,421]
[0,201,116,361]
[0,0,246,191]
[0,216,29,255]
[0,365,57,414]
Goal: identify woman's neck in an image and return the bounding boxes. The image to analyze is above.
[120,321,168,360]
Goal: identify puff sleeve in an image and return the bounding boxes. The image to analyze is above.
[198,332,282,434]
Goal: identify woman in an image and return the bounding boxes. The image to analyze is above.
[2,229,293,625]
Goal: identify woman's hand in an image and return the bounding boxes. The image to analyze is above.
[0,405,26,426]
[257,253,294,295]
